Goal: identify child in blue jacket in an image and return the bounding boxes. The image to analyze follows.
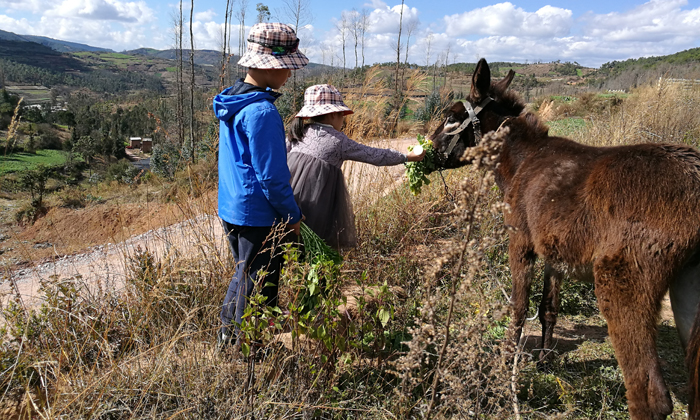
[213,22,308,350]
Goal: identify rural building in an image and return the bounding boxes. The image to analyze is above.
[141,138,152,153]
[129,137,142,148]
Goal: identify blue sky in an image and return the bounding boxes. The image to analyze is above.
[0,0,699,67]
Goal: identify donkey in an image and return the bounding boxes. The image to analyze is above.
[431,59,700,420]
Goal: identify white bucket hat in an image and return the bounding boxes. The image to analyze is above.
[295,84,354,118]
[237,23,309,69]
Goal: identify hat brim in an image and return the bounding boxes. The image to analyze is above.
[237,51,309,69]
[296,105,354,118]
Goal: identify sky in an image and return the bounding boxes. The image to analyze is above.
[1,0,700,68]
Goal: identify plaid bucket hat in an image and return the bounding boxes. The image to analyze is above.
[238,22,309,69]
[295,84,354,118]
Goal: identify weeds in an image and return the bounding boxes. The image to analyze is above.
[1,75,697,419]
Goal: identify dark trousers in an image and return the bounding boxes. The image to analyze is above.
[220,220,294,338]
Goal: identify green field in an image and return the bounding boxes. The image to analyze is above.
[547,117,589,137]
[0,149,69,175]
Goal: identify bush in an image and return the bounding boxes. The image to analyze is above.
[105,159,141,184]
[151,141,182,179]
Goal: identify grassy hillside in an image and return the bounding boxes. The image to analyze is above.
[123,48,225,66]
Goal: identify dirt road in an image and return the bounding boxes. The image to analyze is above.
[0,138,418,307]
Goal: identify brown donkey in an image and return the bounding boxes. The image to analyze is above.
[431,59,700,419]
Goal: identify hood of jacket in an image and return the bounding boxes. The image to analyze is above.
[213,79,282,122]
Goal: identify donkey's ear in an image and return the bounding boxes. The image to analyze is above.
[471,58,491,102]
[493,69,515,93]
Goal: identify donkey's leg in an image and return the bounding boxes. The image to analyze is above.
[508,241,536,349]
[594,258,672,420]
[670,256,700,349]
[538,264,563,364]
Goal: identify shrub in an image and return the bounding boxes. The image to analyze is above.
[105,159,141,184]
[151,141,182,179]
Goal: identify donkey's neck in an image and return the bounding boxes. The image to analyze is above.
[495,131,549,192]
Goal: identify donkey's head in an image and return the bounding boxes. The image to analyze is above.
[429,58,524,168]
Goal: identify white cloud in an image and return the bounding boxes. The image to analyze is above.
[0,14,35,33]
[582,0,700,42]
[194,9,215,22]
[45,0,154,24]
[367,2,419,34]
[0,0,48,14]
[444,2,572,38]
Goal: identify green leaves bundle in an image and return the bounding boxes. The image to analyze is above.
[297,222,342,313]
[300,222,342,265]
[405,134,438,195]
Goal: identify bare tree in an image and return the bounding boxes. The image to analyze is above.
[403,19,418,66]
[359,8,369,69]
[336,12,349,73]
[236,0,248,79]
[350,9,360,69]
[443,44,451,87]
[189,0,196,162]
[281,0,312,109]
[424,31,433,69]
[221,0,232,89]
[176,1,185,148]
[394,0,405,97]
[281,0,311,32]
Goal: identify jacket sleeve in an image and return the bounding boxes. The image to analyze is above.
[339,131,407,166]
[245,105,302,224]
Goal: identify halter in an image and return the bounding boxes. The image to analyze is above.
[436,96,493,204]
[442,96,493,160]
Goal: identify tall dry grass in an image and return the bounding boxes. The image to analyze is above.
[544,82,700,147]
[4,72,700,420]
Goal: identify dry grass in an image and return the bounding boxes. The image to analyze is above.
[2,72,700,419]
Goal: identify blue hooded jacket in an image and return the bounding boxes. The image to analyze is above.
[214,80,301,227]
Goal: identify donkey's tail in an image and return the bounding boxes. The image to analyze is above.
[686,306,700,418]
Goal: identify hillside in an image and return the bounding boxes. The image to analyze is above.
[0,29,112,53]
[0,44,222,93]
[0,40,87,72]
[600,47,700,75]
[124,48,224,66]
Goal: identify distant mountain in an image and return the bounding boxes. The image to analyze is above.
[123,48,225,66]
[0,39,87,72]
[0,30,112,53]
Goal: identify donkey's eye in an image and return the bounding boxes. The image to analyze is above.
[443,117,460,132]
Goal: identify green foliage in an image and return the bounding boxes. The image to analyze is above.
[19,163,51,209]
[72,135,99,166]
[555,61,582,76]
[151,141,182,179]
[404,134,438,195]
[105,159,141,184]
[547,117,589,137]
[0,56,165,93]
[599,46,700,76]
[300,222,342,265]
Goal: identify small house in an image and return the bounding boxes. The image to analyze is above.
[141,138,152,153]
[129,137,142,149]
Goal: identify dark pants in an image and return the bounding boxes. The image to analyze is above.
[220,220,295,339]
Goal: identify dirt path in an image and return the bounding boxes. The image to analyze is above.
[0,138,418,307]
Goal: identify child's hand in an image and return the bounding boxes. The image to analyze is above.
[406,144,426,162]
[289,220,302,236]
